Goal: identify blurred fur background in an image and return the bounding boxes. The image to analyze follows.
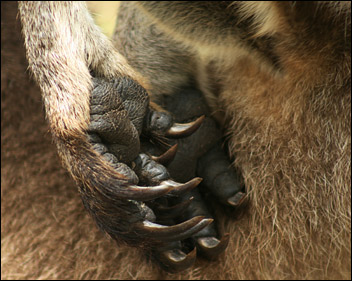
[2,2,350,279]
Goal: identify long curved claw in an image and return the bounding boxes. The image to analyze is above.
[114,177,201,202]
[158,247,197,273]
[118,183,175,201]
[161,177,202,196]
[151,144,178,165]
[196,234,230,260]
[136,216,213,242]
[166,115,205,138]
[87,79,223,266]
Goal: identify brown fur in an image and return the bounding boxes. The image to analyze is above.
[219,4,351,276]
[114,2,351,278]
[16,1,161,249]
[1,2,155,279]
[2,1,351,279]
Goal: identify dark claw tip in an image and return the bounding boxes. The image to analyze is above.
[159,248,197,273]
[196,233,230,260]
[227,192,246,206]
[151,144,178,165]
[166,115,205,138]
[126,183,174,201]
[163,177,203,196]
[136,216,212,242]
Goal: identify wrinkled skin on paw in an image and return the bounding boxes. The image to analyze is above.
[86,78,245,272]
[89,77,148,163]
[84,77,212,254]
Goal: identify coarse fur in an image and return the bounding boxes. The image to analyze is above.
[2,1,351,279]
[16,1,166,249]
[115,2,351,278]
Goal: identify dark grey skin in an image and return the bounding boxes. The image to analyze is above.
[140,89,245,271]
[83,76,212,248]
[89,78,244,271]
